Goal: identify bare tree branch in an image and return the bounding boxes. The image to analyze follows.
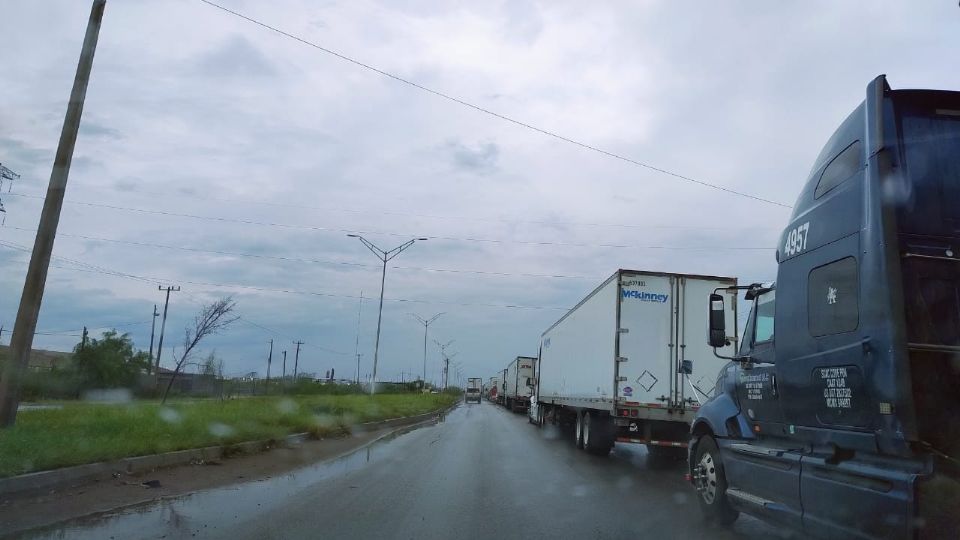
[161,296,238,404]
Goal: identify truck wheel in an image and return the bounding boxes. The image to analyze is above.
[692,436,739,526]
[583,412,613,456]
[575,411,585,449]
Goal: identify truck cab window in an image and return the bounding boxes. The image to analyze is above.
[814,140,862,198]
[754,291,776,343]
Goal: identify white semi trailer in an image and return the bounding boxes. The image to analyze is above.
[503,356,535,413]
[534,269,738,456]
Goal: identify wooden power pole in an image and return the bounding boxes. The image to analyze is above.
[0,0,106,427]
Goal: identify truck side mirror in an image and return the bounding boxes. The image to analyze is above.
[708,293,727,348]
[526,377,534,387]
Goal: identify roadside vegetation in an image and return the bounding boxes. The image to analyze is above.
[0,392,457,478]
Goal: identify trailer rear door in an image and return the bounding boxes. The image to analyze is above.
[616,273,737,406]
[616,273,674,405]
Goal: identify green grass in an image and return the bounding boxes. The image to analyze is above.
[0,393,457,478]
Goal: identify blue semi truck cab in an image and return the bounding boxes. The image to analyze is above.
[689,75,960,539]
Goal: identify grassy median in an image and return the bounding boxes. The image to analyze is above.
[0,393,457,478]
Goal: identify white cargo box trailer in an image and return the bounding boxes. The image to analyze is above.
[504,356,536,413]
[535,269,738,456]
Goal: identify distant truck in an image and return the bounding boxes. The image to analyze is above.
[503,356,536,413]
[465,378,482,404]
[487,375,500,402]
[534,269,738,457]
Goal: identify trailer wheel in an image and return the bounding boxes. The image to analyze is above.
[575,411,585,449]
[692,435,738,526]
[583,412,614,456]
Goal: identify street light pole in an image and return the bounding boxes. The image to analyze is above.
[348,234,427,395]
[410,312,443,389]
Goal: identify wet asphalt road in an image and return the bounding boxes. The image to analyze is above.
[27,402,791,539]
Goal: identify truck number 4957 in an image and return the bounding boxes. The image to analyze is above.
[783,222,810,257]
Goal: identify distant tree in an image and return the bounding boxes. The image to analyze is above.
[72,330,150,390]
[201,351,219,377]
[161,297,237,404]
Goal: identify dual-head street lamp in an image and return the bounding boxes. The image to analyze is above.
[348,234,428,394]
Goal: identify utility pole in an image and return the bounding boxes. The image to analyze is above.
[0,0,106,428]
[281,350,287,391]
[354,290,363,385]
[433,339,454,390]
[293,340,303,381]
[265,339,273,391]
[154,285,179,374]
[147,304,159,373]
[410,313,444,389]
[347,234,427,394]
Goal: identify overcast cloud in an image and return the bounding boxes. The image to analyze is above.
[1,0,958,383]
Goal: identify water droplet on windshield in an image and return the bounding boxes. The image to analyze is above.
[276,398,297,414]
[208,422,234,438]
[158,407,181,424]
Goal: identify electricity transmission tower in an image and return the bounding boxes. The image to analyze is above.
[0,164,20,225]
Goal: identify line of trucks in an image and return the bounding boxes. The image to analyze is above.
[485,356,536,412]
[482,77,960,539]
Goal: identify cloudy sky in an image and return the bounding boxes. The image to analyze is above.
[1,0,957,384]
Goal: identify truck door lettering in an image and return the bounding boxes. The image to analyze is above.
[740,372,769,400]
[819,367,853,409]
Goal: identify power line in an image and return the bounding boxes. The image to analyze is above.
[0,241,355,356]
[4,225,768,283]
[35,321,151,335]
[3,241,771,313]
[17,183,768,232]
[195,0,792,209]
[3,193,775,251]
[0,240,571,312]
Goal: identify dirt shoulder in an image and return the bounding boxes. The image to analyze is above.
[0,420,427,537]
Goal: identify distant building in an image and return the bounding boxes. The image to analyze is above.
[0,345,72,372]
[155,367,219,396]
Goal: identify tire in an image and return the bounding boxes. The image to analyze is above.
[575,411,585,449]
[583,412,614,456]
[692,436,739,526]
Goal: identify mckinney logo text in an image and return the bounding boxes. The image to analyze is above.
[622,290,669,303]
